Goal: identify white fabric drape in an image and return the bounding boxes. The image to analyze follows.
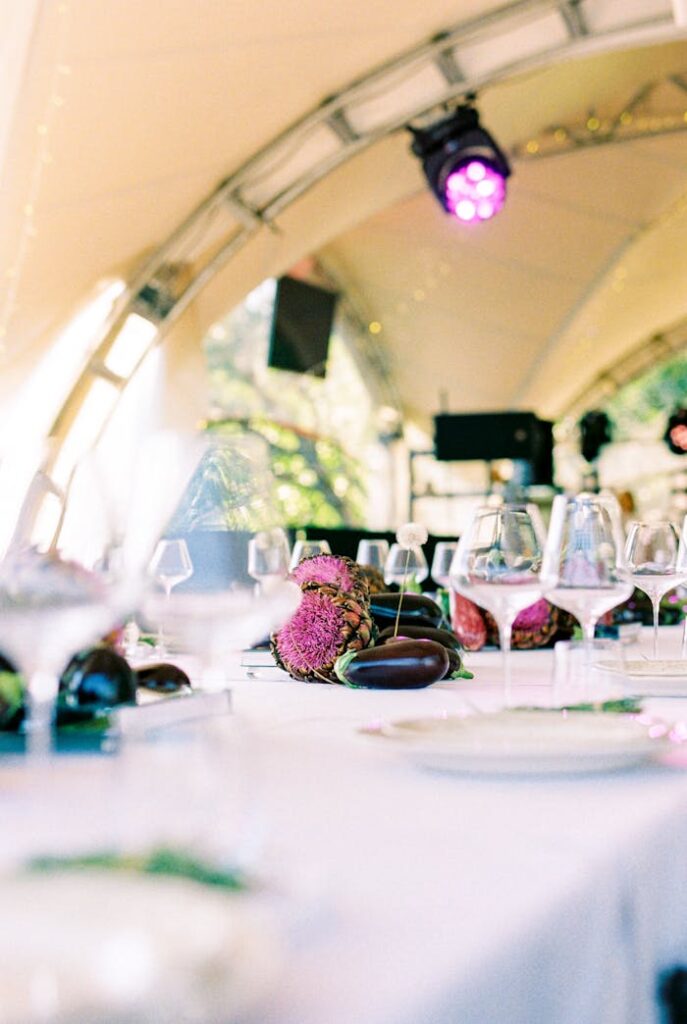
[0,0,41,189]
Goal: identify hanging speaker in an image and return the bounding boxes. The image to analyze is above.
[433,412,544,462]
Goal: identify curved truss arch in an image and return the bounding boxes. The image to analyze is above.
[26,0,687,528]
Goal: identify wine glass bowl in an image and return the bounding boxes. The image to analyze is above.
[541,493,633,647]
[247,528,291,592]
[149,538,194,597]
[289,539,331,571]
[450,504,545,691]
[142,430,298,687]
[430,541,457,589]
[624,520,687,659]
[0,550,135,758]
[384,543,429,588]
[356,539,389,571]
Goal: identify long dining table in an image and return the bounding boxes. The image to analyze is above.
[229,626,687,1024]
[5,627,687,1024]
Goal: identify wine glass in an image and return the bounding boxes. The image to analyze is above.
[248,528,291,593]
[384,542,429,587]
[148,538,193,656]
[625,520,687,660]
[450,504,545,693]
[0,456,141,759]
[289,538,331,570]
[431,541,457,588]
[150,538,194,597]
[356,538,389,570]
[144,430,301,689]
[541,493,633,650]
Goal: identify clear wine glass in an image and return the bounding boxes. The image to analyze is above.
[289,539,331,570]
[541,493,633,650]
[431,541,458,588]
[0,455,140,759]
[356,538,389,570]
[144,430,301,691]
[149,538,193,656]
[247,528,291,593]
[450,504,545,695]
[625,520,687,660]
[384,542,429,587]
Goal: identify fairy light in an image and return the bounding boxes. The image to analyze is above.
[0,0,72,357]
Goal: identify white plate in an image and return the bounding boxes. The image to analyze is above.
[0,871,282,1023]
[603,659,687,679]
[368,710,666,776]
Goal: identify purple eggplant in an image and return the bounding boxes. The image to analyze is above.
[334,639,448,689]
[381,636,469,680]
[369,592,445,631]
[136,663,191,694]
[376,624,461,650]
[60,647,136,710]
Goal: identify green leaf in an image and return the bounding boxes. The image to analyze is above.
[450,666,474,680]
[27,846,246,891]
[334,649,359,685]
[0,672,24,728]
[514,697,642,715]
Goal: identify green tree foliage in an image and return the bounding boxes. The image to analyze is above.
[203,280,370,527]
[604,352,687,440]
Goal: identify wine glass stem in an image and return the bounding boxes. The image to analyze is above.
[581,620,596,648]
[158,583,173,654]
[651,597,660,660]
[26,670,58,759]
[580,619,597,682]
[499,618,514,706]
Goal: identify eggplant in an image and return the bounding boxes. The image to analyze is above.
[60,647,137,710]
[376,624,461,651]
[136,663,191,694]
[369,592,445,631]
[334,639,448,689]
[380,637,470,680]
[0,652,17,674]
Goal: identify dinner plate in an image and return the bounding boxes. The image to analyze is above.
[366,710,667,776]
[0,871,282,1023]
[599,659,687,679]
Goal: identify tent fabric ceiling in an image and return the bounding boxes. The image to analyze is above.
[0,0,686,431]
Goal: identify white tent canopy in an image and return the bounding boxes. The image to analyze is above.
[1,0,686,449]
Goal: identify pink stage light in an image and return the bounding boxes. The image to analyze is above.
[444,160,506,223]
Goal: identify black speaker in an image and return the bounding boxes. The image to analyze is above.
[530,419,554,486]
[433,412,543,462]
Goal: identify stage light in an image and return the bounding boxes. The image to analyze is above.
[578,410,613,463]
[409,103,511,223]
[664,409,687,455]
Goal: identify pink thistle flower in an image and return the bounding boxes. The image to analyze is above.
[512,598,550,631]
[274,589,345,674]
[291,554,364,596]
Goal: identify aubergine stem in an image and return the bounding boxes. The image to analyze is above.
[393,547,412,638]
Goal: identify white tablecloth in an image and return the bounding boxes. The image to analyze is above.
[229,627,687,1024]
[5,628,687,1024]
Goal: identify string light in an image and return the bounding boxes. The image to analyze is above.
[516,77,687,162]
[0,0,72,358]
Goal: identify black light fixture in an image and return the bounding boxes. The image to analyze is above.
[664,408,687,455]
[408,102,511,223]
[578,410,613,463]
